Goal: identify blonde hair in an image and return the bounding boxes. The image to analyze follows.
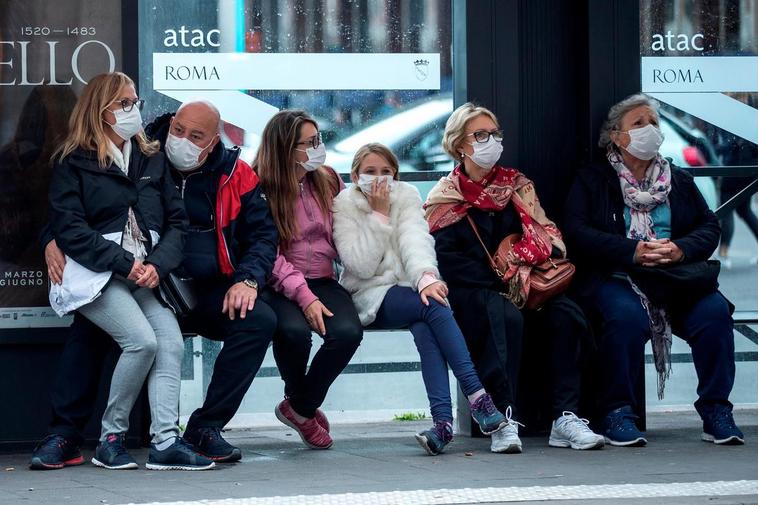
[442,102,500,161]
[350,143,400,181]
[54,72,159,168]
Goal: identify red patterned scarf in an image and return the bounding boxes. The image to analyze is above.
[424,165,558,306]
[424,165,524,232]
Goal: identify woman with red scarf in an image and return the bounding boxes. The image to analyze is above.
[425,103,604,454]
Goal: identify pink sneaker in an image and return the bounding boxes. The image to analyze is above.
[275,400,333,449]
[314,408,330,433]
[285,396,330,432]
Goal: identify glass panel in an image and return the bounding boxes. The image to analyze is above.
[0,0,123,328]
[139,0,454,423]
[640,0,758,169]
[139,0,454,180]
[639,1,758,409]
[640,1,758,311]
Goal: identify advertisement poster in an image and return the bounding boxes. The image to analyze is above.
[0,0,122,328]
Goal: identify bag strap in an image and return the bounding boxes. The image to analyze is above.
[466,215,502,277]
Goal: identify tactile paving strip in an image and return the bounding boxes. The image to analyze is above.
[121,480,758,505]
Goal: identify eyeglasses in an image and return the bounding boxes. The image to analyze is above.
[296,132,322,150]
[112,98,145,113]
[467,129,503,143]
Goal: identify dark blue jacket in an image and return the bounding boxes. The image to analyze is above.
[563,160,720,307]
[145,113,278,287]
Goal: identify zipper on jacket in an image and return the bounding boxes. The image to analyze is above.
[180,171,201,199]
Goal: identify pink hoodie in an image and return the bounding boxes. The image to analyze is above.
[270,174,344,310]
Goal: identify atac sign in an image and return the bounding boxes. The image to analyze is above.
[0,39,116,85]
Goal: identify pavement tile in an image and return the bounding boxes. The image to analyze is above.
[0,411,755,505]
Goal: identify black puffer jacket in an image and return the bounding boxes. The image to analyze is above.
[48,140,187,278]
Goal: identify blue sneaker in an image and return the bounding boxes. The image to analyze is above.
[470,393,507,435]
[92,434,138,470]
[183,426,242,462]
[699,404,745,445]
[414,421,453,456]
[602,406,647,447]
[146,437,215,471]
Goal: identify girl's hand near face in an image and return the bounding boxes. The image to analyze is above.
[366,178,391,216]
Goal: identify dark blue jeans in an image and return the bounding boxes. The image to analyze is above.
[594,279,735,415]
[373,286,483,423]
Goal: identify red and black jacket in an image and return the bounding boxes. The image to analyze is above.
[146,113,278,287]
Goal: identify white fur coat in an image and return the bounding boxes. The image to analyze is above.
[333,182,440,325]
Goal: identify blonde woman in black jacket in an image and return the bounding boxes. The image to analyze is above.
[47,72,212,471]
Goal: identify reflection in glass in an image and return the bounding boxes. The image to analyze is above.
[640,0,758,309]
[139,0,454,177]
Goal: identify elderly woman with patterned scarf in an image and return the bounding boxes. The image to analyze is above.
[425,103,604,454]
[564,93,743,447]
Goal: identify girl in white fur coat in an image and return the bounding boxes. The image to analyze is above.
[333,143,507,455]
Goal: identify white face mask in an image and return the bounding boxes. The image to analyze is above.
[105,107,143,141]
[166,133,216,172]
[467,135,503,171]
[620,124,664,161]
[357,174,394,195]
[297,143,327,172]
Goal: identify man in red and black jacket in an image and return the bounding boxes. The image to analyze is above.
[32,101,278,469]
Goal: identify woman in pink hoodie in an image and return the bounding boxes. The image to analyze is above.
[256,110,363,450]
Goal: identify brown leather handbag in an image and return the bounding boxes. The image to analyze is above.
[466,215,575,310]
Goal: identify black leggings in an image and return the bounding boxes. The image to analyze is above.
[262,278,363,418]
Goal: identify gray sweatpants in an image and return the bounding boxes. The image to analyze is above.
[78,279,183,443]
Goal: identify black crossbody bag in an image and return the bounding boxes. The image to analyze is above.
[160,272,199,317]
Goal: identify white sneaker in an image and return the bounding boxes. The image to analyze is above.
[490,406,523,454]
[549,411,605,450]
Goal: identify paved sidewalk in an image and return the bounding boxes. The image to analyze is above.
[1,410,756,505]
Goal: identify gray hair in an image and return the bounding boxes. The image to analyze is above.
[176,99,223,134]
[598,93,660,148]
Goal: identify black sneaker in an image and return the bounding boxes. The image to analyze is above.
[146,437,215,471]
[183,426,242,462]
[29,435,85,470]
[92,434,138,470]
[699,404,745,445]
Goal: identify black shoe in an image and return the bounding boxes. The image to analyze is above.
[183,426,242,462]
[92,434,138,470]
[147,437,215,471]
[29,435,85,470]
